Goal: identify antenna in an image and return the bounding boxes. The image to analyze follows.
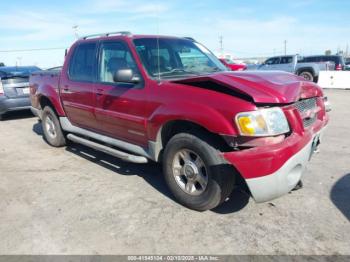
[72,25,79,39]
[156,5,161,83]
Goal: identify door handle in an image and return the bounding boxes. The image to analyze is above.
[63,85,69,91]
[96,88,104,96]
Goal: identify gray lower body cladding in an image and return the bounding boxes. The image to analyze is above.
[59,117,157,161]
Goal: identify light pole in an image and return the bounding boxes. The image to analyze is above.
[72,25,79,39]
[219,35,223,57]
[284,40,287,56]
[16,57,22,67]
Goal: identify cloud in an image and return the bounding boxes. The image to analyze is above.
[84,0,169,16]
[0,11,94,44]
[0,0,349,67]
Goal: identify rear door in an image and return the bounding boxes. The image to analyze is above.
[279,56,295,72]
[59,42,99,131]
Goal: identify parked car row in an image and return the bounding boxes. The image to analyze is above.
[218,54,347,82]
[257,55,336,82]
[28,32,329,211]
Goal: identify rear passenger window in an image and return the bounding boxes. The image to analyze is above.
[324,56,336,63]
[308,57,321,62]
[69,43,97,82]
[280,56,293,64]
[265,57,280,65]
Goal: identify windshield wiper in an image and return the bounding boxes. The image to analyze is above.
[154,68,200,77]
[208,67,223,72]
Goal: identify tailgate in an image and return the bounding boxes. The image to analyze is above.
[1,77,30,98]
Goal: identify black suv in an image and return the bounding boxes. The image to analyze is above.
[345,57,350,71]
[301,55,345,71]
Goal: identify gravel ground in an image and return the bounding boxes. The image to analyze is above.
[0,89,349,255]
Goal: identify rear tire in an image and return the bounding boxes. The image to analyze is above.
[299,71,314,82]
[162,132,235,211]
[41,106,66,147]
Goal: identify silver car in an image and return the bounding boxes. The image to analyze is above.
[0,66,40,120]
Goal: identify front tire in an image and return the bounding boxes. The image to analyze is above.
[162,132,235,211]
[41,106,66,147]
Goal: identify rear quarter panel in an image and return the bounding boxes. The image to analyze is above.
[29,72,66,116]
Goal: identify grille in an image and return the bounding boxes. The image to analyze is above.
[294,98,317,128]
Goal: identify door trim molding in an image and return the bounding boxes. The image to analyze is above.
[60,117,153,159]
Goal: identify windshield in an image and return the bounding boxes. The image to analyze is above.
[0,66,40,78]
[133,38,226,79]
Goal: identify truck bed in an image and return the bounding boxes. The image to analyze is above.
[30,69,61,112]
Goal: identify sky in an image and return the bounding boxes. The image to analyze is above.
[0,0,349,68]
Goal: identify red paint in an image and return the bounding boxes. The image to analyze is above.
[30,34,328,180]
[223,111,329,179]
[219,58,247,71]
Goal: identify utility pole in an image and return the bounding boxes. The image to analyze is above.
[16,57,22,67]
[284,40,287,55]
[346,43,349,57]
[72,25,79,39]
[219,35,223,57]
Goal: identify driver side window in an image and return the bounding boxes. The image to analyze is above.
[99,41,138,83]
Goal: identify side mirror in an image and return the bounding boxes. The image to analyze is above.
[113,69,141,84]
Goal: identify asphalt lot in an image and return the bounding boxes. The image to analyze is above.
[0,89,349,255]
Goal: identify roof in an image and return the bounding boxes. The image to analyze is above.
[78,31,192,42]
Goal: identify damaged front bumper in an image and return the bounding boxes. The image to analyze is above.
[222,121,327,203]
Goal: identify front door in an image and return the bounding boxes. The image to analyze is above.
[94,40,149,146]
[278,56,295,73]
[259,57,281,71]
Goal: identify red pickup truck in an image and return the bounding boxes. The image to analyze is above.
[30,32,329,211]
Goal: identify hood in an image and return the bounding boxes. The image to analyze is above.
[172,71,323,104]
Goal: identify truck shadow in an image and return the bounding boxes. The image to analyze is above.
[212,187,250,214]
[66,142,170,196]
[330,173,350,221]
[32,121,250,214]
[32,120,42,134]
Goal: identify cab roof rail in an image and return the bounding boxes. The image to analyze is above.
[81,31,132,40]
[184,37,196,41]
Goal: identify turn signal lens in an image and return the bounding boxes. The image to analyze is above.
[237,116,255,135]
